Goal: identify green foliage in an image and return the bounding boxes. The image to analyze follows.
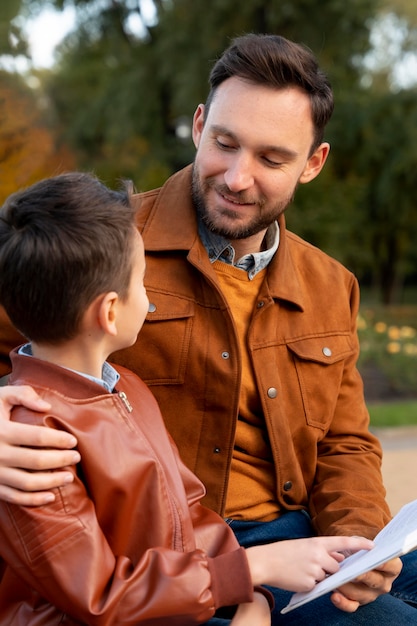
[36,0,381,187]
[380,0,417,25]
[0,0,28,57]
[4,0,417,303]
[329,88,417,303]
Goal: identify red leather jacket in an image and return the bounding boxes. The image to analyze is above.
[0,350,253,625]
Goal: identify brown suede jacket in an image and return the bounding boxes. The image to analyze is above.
[0,165,391,539]
[0,350,253,625]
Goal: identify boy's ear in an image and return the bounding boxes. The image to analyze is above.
[97,292,119,337]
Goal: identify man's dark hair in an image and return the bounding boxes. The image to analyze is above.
[205,33,334,151]
[0,172,137,344]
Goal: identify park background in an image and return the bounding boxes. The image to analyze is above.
[1,0,417,430]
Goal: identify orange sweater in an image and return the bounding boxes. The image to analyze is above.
[213,261,280,521]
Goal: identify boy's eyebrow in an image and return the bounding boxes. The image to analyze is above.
[210,124,299,159]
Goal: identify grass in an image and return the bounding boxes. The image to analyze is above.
[368,400,417,428]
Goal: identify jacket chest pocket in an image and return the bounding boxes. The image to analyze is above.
[141,292,194,385]
[286,335,355,430]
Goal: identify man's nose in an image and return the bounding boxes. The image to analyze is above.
[224,154,254,191]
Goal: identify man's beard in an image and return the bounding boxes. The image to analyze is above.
[191,163,295,240]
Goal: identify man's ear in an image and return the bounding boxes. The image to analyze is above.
[96,292,119,337]
[299,142,330,184]
[192,104,205,148]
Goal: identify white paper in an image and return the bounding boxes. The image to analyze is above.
[281,499,417,614]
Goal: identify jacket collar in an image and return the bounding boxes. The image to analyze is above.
[268,219,305,311]
[141,165,199,251]
[9,348,111,399]
[141,164,305,311]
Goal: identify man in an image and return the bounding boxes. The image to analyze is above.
[1,34,416,623]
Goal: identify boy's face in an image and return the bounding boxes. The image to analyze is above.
[115,231,149,349]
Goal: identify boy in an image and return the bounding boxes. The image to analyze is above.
[0,172,371,624]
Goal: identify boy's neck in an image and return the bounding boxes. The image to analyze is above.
[30,339,109,381]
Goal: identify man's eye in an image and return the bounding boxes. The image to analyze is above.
[263,156,282,167]
[216,138,234,150]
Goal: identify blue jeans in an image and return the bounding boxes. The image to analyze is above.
[204,510,417,625]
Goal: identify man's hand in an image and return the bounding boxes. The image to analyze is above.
[331,557,403,612]
[0,385,80,505]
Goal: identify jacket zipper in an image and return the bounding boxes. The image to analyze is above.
[117,388,184,550]
[118,391,133,412]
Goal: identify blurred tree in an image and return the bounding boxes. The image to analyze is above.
[0,70,75,203]
[328,87,417,304]
[359,2,417,91]
[0,0,28,58]
[280,0,417,303]
[28,0,380,189]
[6,0,417,303]
[39,0,174,189]
[380,0,417,24]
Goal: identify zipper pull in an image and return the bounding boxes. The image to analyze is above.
[118,391,133,413]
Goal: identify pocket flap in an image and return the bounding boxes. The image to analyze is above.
[287,335,354,365]
[146,291,194,321]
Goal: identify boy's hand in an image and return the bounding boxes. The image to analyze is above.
[0,385,80,505]
[230,591,271,626]
[246,535,374,594]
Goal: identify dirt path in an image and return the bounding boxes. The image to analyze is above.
[374,426,417,514]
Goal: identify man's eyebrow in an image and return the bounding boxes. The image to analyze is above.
[210,124,236,139]
[210,124,298,159]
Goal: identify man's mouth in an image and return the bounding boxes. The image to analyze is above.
[217,189,254,207]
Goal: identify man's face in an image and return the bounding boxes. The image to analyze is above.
[191,77,329,243]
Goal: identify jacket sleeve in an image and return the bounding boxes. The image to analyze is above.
[309,275,391,538]
[184,472,274,616]
[0,467,253,625]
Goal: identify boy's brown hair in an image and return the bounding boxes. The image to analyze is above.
[0,172,136,344]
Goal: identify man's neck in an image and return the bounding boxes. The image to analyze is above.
[227,229,268,259]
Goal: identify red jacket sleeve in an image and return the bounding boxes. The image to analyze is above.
[0,471,253,625]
